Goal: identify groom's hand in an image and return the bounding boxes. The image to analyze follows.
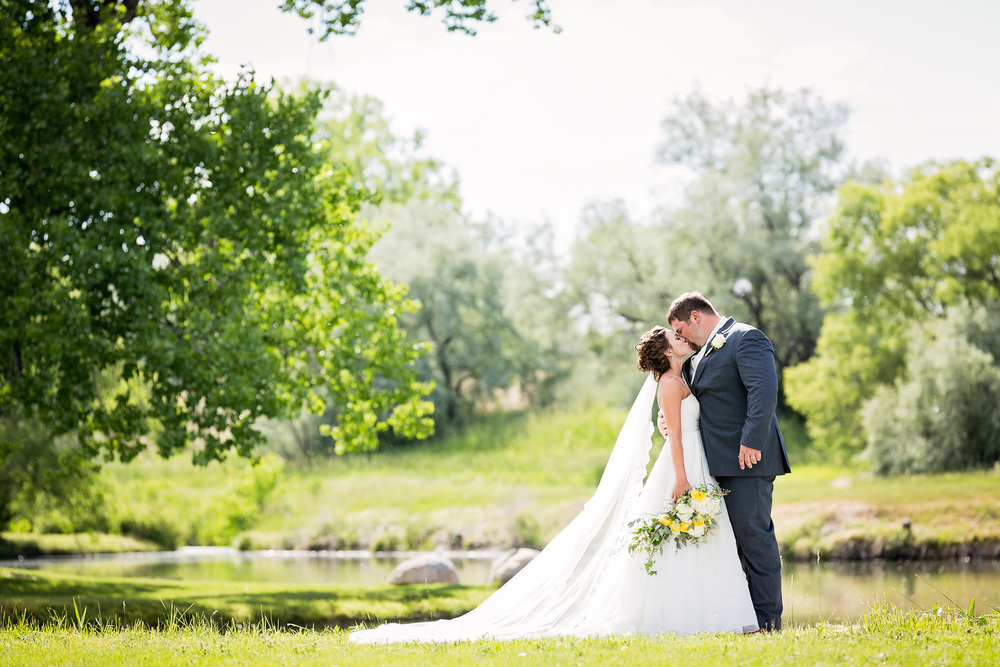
[739,445,762,470]
[657,410,669,438]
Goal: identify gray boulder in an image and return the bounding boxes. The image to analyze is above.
[488,548,540,585]
[387,554,459,585]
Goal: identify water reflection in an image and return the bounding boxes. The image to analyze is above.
[1,548,502,588]
[785,559,1000,625]
[5,549,999,625]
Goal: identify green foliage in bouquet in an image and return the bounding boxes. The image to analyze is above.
[628,484,729,575]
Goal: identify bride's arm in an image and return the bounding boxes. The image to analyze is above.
[658,378,691,501]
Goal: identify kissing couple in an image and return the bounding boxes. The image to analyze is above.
[350,292,791,644]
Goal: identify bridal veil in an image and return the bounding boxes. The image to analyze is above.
[349,375,659,644]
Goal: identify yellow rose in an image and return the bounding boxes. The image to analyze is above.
[658,514,670,526]
[669,521,681,533]
[679,521,691,533]
[691,490,707,502]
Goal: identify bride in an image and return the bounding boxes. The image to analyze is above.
[349,326,758,644]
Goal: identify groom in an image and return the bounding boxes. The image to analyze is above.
[663,292,791,632]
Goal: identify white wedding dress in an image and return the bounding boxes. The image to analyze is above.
[349,375,758,644]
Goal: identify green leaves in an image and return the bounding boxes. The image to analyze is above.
[862,306,1000,474]
[277,0,555,38]
[0,1,434,476]
[367,202,567,429]
[565,88,848,399]
[787,158,1000,463]
[814,159,1000,316]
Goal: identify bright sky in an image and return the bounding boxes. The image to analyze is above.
[194,0,1000,245]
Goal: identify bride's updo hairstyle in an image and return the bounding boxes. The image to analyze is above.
[635,326,672,381]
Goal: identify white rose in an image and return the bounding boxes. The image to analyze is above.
[692,498,713,514]
[690,524,706,537]
[710,333,727,350]
[675,505,694,522]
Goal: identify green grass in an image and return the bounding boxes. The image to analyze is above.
[0,567,491,629]
[0,606,997,666]
[773,467,1000,559]
[11,402,1000,558]
[774,465,1000,503]
[92,406,631,551]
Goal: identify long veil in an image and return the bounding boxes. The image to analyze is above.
[349,374,658,644]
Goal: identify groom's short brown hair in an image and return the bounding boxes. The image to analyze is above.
[668,292,719,323]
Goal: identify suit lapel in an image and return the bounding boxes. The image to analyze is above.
[692,317,735,386]
[682,356,695,387]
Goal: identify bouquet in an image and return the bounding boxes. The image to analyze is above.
[627,484,729,575]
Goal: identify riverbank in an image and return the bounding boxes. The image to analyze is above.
[0,533,161,560]
[4,473,999,563]
[0,567,488,629]
[5,502,1000,565]
[7,405,1000,561]
[1,604,997,667]
[6,551,998,626]
[3,562,999,634]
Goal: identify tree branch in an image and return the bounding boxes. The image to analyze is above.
[69,0,100,28]
[70,0,142,29]
[11,341,23,381]
[121,0,140,24]
[160,317,206,357]
[454,373,476,398]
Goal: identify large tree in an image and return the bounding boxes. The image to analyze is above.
[279,0,555,36]
[656,87,848,378]
[315,89,569,430]
[785,158,1000,461]
[261,89,569,456]
[367,204,570,428]
[565,88,850,400]
[0,0,435,479]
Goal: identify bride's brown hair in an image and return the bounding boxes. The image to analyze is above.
[635,326,673,381]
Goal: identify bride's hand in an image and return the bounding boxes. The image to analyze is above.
[671,478,692,502]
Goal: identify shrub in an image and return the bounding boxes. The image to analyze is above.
[0,417,108,533]
[511,513,542,549]
[118,512,184,550]
[197,453,285,545]
[863,309,1000,475]
[371,530,403,552]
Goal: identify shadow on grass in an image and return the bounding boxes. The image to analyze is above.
[0,568,491,629]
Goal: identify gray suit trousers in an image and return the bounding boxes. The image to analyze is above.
[715,475,783,632]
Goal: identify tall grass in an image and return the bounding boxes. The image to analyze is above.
[1,604,997,667]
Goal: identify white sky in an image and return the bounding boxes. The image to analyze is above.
[193,0,1000,246]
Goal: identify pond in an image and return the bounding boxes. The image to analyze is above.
[5,548,999,625]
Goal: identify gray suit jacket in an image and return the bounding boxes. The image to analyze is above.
[685,317,791,478]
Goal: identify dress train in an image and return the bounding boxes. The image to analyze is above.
[348,376,757,643]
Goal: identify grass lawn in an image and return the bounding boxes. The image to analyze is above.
[8,402,1000,559]
[4,397,1000,664]
[1,606,997,667]
[0,567,491,629]
[773,466,1000,559]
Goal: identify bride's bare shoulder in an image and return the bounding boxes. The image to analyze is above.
[657,374,691,403]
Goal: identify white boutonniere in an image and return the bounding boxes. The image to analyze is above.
[710,333,727,351]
